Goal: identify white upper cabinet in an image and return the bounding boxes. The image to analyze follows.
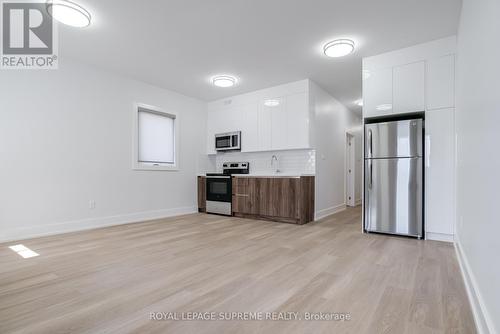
[206,104,243,154]
[269,96,287,150]
[258,99,274,151]
[362,36,457,119]
[393,61,425,114]
[241,103,259,152]
[363,67,393,117]
[207,80,311,154]
[426,55,455,110]
[286,92,309,149]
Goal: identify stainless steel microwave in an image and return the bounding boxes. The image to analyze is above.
[215,131,241,151]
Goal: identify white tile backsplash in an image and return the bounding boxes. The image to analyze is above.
[215,149,315,174]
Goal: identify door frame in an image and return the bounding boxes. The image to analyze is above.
[346,132,356,207]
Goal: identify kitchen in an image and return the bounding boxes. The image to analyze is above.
[197,79,355,224]
[196,36,455,244]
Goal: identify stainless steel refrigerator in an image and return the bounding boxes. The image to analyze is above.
[364,119,424,238]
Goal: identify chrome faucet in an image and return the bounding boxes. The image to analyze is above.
[271,155,280,173]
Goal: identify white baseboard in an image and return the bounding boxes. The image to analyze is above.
[0,206,198,243]
[314,203,346,221]
[426,232,454,242]
[454,237,495,334]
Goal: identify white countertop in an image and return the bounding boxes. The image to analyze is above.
[198,173,314,178]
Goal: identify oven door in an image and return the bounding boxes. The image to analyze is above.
[206,176,232,202]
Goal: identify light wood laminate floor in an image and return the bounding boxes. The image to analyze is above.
[0,207,475,334]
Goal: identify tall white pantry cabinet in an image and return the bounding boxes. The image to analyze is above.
[362,36,457,242]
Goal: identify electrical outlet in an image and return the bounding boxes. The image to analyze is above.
[89,200,96,209]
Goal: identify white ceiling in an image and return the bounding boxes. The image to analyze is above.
[59,0,462,113]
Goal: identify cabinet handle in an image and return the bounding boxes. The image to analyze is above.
[234,194,249,197]
[425,135,431,168]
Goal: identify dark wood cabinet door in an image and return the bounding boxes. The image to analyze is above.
[232,177,259,214]
[197,176,206,210]
[258,178,299,219]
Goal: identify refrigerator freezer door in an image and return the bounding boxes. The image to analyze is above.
[365,119,423,158]
[364,157,423,237]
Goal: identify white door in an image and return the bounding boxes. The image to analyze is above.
[346,133,356,207]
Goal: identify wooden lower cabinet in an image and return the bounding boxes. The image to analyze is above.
[197,176,206,212]
[232,176,314,225]
[232,177,259,215]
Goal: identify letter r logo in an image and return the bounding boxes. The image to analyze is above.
[2,2,53,55]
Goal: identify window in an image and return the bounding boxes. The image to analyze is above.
[133,104,178,171]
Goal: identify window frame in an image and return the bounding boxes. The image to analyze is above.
[132,103,179,171]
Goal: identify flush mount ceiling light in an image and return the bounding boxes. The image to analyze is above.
[323,39,355,58]
[46,0,91,28]
[264,99,280,107]
[212,75,236,88]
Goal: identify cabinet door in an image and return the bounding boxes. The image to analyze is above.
[241,103,259,152]
[206,109,223,154]
[363,67,393,117]
[258,178,299,219]
[286,92,310,149]
[258,100,273,151]
[426,55,455,110]
[232,178,259,214]
[269,97,287,150]
[221,106,243,133]
[197,177,206,210]
[425,108,455,236]
[393,61,425,114]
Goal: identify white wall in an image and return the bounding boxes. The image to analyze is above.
[350,127,363,204]
[213,149,315,175]
[455,0,500,333]
[0,59,207,242]
[309,82,361,219]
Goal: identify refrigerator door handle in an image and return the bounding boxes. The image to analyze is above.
[368,129,373,158]
[368,159,373,189]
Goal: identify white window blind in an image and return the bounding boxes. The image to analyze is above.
[138,109,175,164]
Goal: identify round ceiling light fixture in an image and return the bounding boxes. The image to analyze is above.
[212,75,236,88]
[323,39,355,58]
[46,0,91,28]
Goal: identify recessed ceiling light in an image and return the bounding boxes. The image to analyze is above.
[212,75,236,88]
[46,0,91,28]
[355,99,363,107]
[323,39,355,58]
[264,99,280,107]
